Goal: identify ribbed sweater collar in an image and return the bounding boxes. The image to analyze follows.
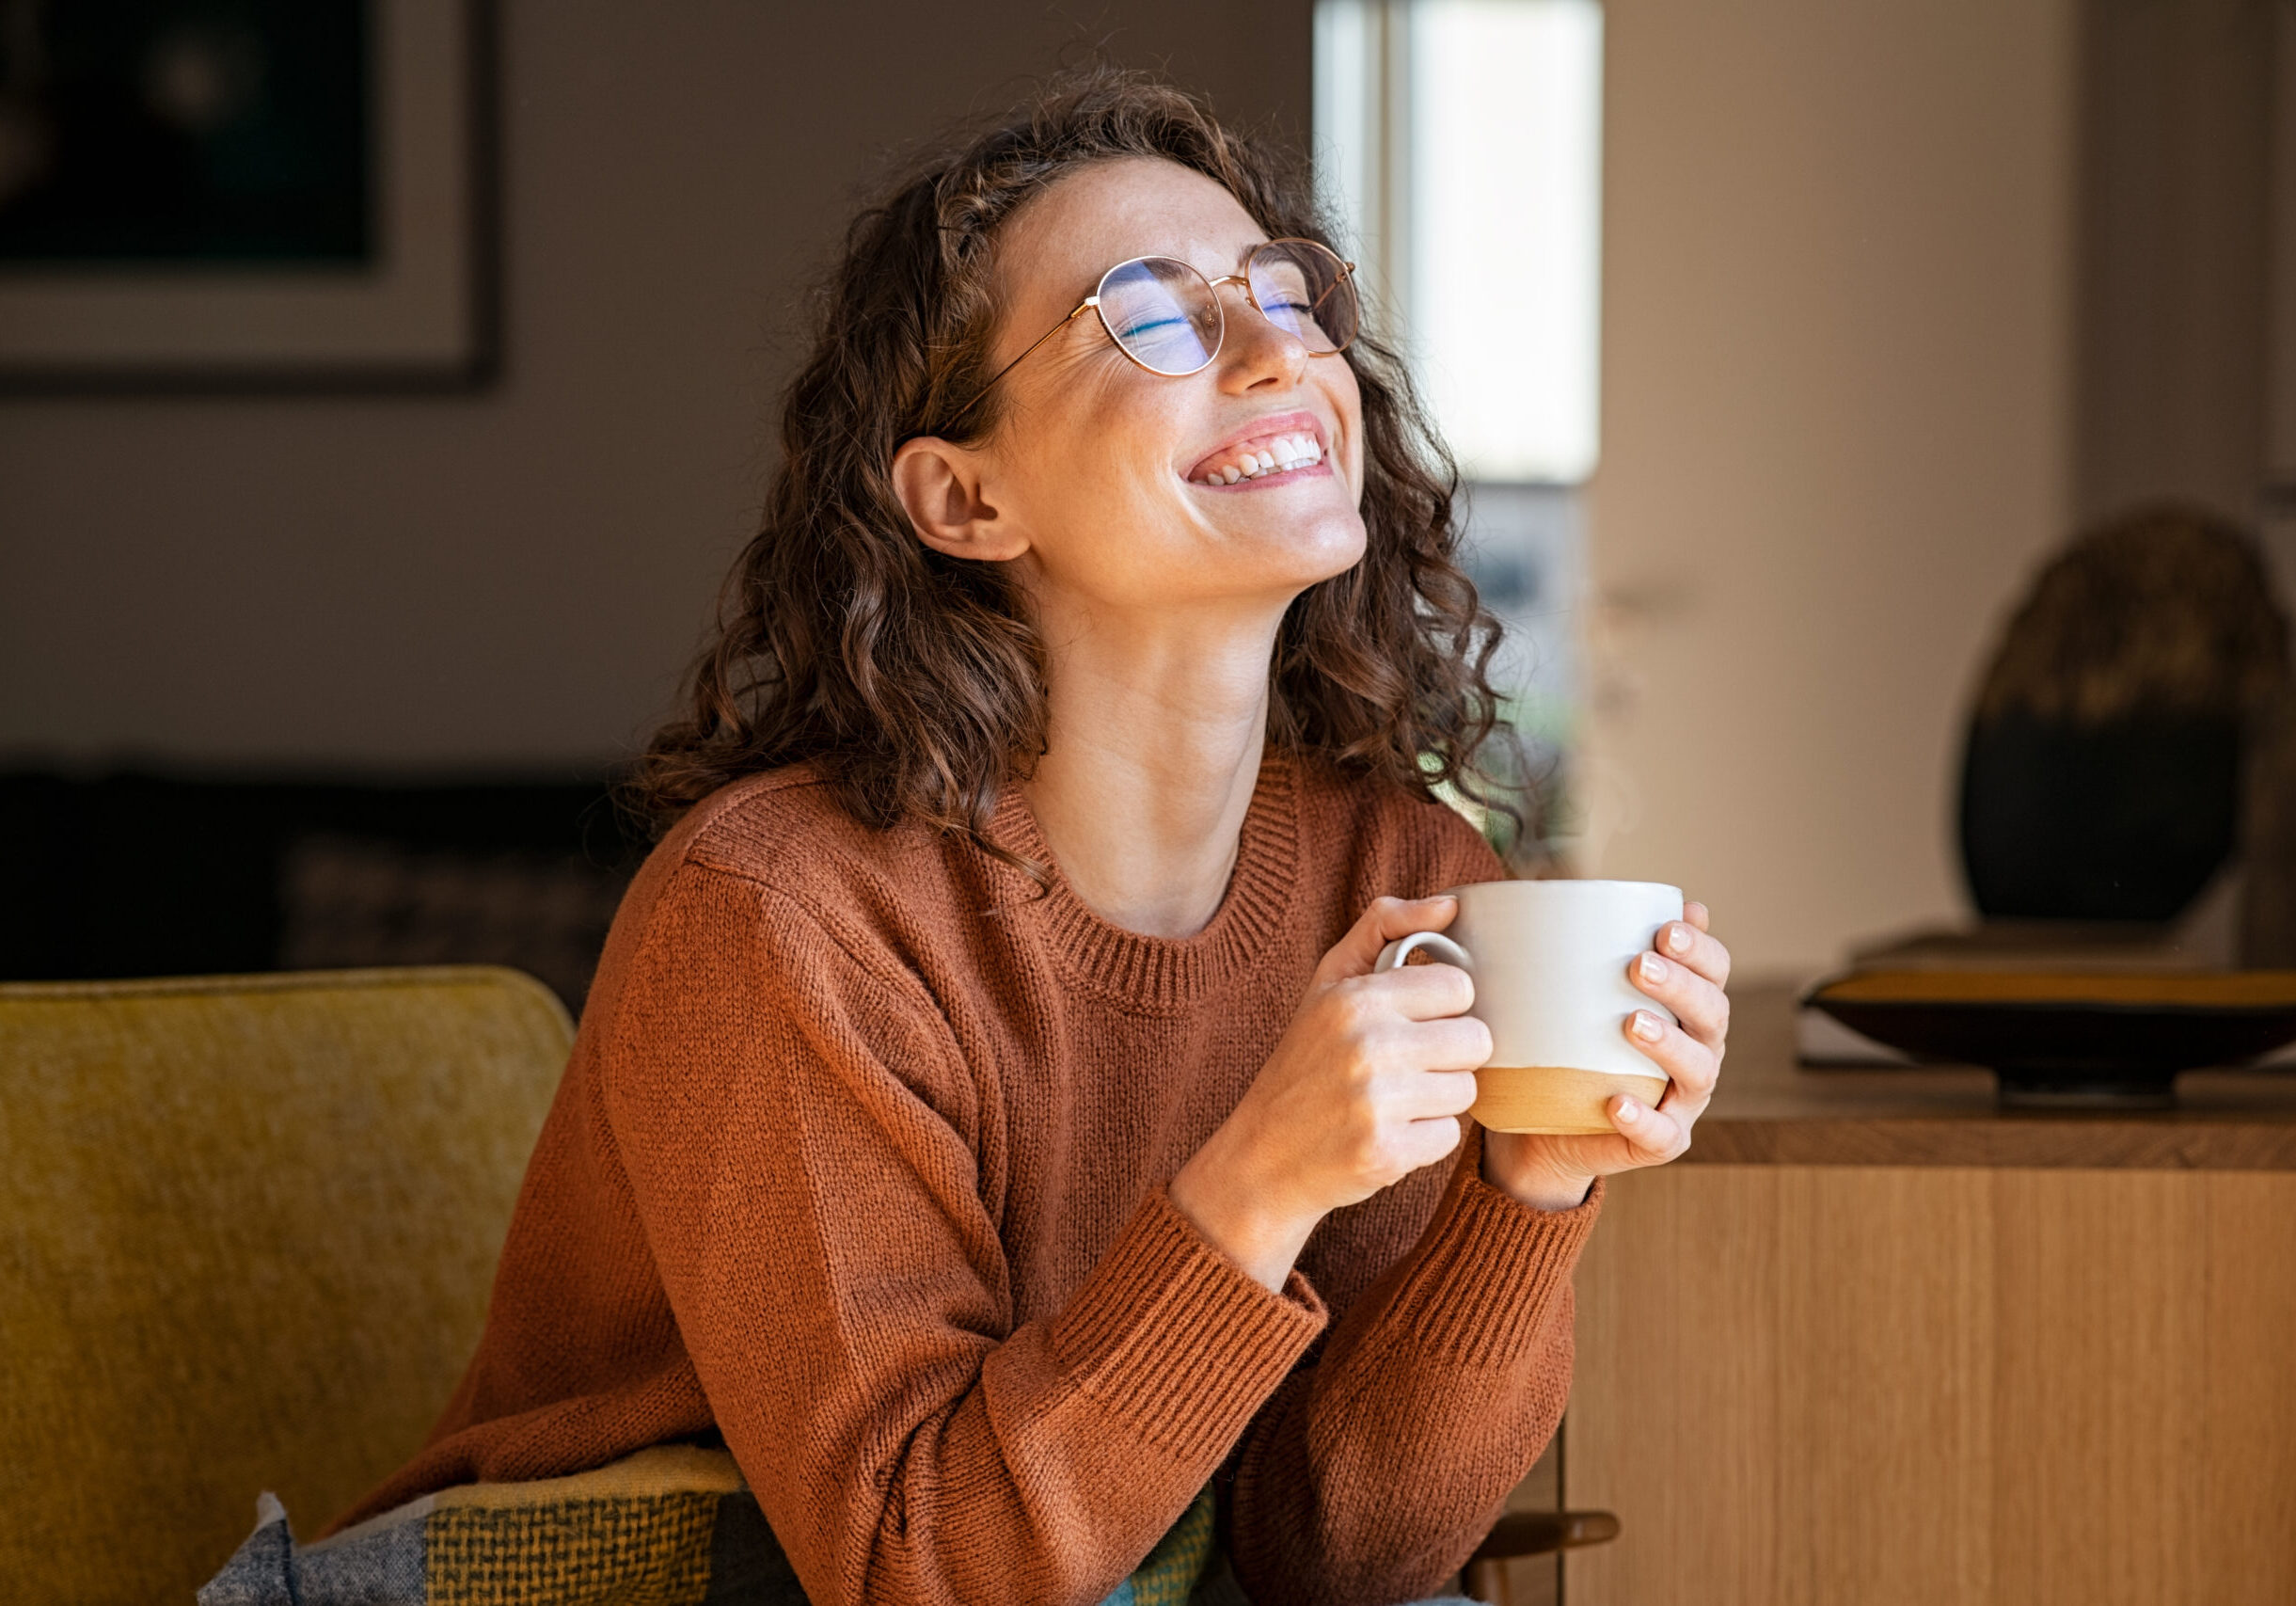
[987,755,1301,1012]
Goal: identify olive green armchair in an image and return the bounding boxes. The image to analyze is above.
[0,967,572,1605]
[0,964,1611,1605]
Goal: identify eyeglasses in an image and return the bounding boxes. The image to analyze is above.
[941,238,1360,430]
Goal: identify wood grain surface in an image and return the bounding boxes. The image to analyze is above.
[1565,1165,2296,1606]
[1813,970,2296,1006]
[1686,981,2296,1169]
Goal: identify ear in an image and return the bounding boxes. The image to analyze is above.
[891,437,1030,563]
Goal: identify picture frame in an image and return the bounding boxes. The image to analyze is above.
[0,0,499,393]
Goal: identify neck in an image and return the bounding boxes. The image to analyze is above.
[1022,596,1284,938]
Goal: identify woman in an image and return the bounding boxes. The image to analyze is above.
[344,72,1730,1606]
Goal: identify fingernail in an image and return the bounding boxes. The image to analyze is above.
[1632,1010,1664,1042]
[1639,952,1667,984]
[1617,1099,1640,1122]
[1668,923,1693,954]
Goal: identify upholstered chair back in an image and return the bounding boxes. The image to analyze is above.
[0,967,570,1604]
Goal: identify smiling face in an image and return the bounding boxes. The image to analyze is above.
[891,157,1370,624]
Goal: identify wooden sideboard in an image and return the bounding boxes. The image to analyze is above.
[1562,980,2296,1606]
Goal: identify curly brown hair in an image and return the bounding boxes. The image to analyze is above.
[632,68,1531,860]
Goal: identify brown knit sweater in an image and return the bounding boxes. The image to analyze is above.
[340,755,1602,1606]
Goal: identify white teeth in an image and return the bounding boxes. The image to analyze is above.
[1193,432,1324,485]
[1270,435,1320,469]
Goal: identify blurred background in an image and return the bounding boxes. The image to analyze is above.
[1,0,2289,995]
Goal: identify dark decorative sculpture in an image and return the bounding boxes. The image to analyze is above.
[1958,503,2290,924]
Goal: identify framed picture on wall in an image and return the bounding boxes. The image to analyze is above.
[0,0,498,392]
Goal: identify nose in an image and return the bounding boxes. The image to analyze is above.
[1211,276,1309,392]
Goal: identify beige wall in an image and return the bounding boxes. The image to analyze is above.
[1578,0,2079,973]
[1,0,2083,975]
[0,1,1311,770]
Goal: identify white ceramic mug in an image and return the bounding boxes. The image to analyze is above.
[1374,880,1684,1135]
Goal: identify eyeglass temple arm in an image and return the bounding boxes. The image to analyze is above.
[1307,259,1357,315]
[938,297,1099,432]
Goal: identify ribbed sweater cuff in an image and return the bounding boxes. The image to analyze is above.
[1379,1161,1605,1369]
[1051,1188,1327,1464]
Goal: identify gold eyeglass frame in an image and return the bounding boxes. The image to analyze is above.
[940,238,1359,431]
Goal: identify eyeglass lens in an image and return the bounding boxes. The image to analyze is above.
[1097,257,1226,375]
[1244,242,1359,354]
[1097,242,1357,376]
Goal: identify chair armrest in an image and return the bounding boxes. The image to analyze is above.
[1468,1508,1622,1562]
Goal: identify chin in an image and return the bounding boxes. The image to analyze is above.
[1256,506,1369,589]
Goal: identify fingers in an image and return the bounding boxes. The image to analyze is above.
[1341,999,1489,1084]
[1319,894,1459,983]
[1622,1005,1721,1106]
[1406,1016,1494,1073]
[1396,1114,1465,1173]
[1402,1067,1481,1118]
[1608,1090,1689,1163]
[1628,949,1729,1048]
[1652,915,1732,989]
[1351,960,1478,1023]
[1475,1079,1701,1205]
[1500,1092,1689,1178]
[1348,1073,1474,1195]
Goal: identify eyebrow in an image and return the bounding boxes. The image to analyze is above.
[1065,238,1275,295]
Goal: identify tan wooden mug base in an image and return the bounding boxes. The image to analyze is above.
[1471,1065,1670,1135]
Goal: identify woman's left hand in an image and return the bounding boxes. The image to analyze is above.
[1481,900,1732,1212]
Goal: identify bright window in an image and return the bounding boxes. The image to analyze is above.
[1314,0,1604,484]
[1314,0,1606,844]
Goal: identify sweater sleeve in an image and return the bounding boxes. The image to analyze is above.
[596,862,1326,1606]
[1225,1131,1603,1606]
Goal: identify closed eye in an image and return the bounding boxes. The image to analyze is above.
[1115,313,1193,341]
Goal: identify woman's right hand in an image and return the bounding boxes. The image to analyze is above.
[1168,895,1491,1291]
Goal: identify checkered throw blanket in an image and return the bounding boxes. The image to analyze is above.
[198,1445,1216,1605]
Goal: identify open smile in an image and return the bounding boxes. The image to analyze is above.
[1184,411,1332,489]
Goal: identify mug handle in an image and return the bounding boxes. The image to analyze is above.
[1373,930,1473,974]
